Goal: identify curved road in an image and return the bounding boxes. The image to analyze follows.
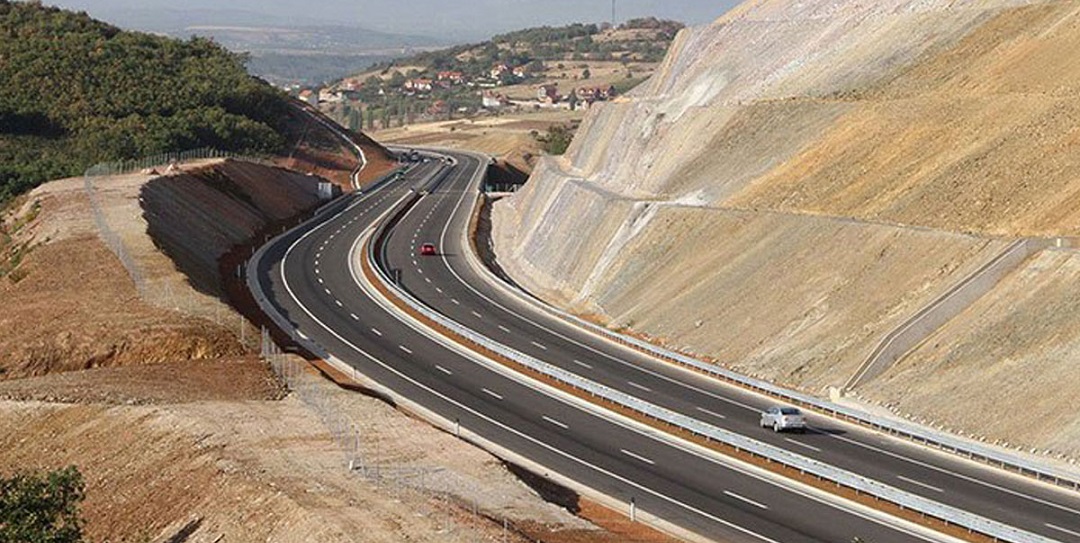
[379,151,1080,542]
[250,151,1080,542]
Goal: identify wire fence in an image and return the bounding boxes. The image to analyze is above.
[261,328,539,543]
[83,148,271,350]
[84,147,271,178]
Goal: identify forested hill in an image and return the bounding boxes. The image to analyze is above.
[0,1,292,201]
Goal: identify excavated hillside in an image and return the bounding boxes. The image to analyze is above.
[492,0,1080,460]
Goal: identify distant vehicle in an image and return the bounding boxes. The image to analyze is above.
[420,243,437,256]
[760,406,806,433]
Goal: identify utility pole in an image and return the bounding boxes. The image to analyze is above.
[612,0,616,27]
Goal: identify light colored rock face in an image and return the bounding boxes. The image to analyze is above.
[492,0,1080,457]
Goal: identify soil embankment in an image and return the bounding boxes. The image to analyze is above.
[492,0,1080,461]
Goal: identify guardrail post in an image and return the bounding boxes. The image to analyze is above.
[630,497,637,522]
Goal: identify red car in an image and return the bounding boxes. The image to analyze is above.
[420,243,437,256]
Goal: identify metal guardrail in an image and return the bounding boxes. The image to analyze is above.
[239,147,1062,543]
[360,152,1060,543]
[441,149,1080,495]
[526,286,1080,492]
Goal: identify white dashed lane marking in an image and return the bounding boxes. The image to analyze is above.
[435,365,453,376]
[695,407,727,420]
[620,449,655,466]
[627,381,653,393]
[897,475,944,494]
[1047,524,1080,539]
[482,388,504,401]
[371,328,382,336]
[399,345,413,354]
[784,438,821,453]
[572,359,593,370]
[530,341,548,350]
[724,491,768,510]
[542,416,568,430]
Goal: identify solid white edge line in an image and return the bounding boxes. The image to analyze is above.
[830,433,1080,517]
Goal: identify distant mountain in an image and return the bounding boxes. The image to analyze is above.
[45,0,737,42]
[42,6,445,87]
[174,24,442,55]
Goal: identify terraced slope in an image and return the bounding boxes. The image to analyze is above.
[491,0,1080,459]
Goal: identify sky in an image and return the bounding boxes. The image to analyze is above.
[46,0,741,41]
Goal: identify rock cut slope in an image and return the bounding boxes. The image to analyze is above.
[492,0,1080,459]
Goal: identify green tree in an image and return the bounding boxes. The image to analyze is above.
[0,466,86,543]
[538,125,574,155]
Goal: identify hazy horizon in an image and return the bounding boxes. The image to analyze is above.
[42,0,740,42]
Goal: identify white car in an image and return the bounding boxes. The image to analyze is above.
[760,406,807,433]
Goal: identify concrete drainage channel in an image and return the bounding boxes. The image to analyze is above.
[356,150,1058,543]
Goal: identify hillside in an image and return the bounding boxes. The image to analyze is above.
[491,0,1080,461]
[0,1,291,202]
[317,19,682,130]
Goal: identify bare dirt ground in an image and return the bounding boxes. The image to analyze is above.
[378,110,582,173]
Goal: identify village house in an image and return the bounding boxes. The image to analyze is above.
[490,64,511,79]
[537,84,560,104]
[482,91,510,109]
[404,78,434,92]
[319,88,344,103]
[297,89,318,106]
[437,71,465,84]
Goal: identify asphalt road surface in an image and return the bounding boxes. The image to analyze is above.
[251,153,1080,543]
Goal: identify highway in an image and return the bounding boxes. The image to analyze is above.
[250,150,1080,542]
[378,150,1080,542]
